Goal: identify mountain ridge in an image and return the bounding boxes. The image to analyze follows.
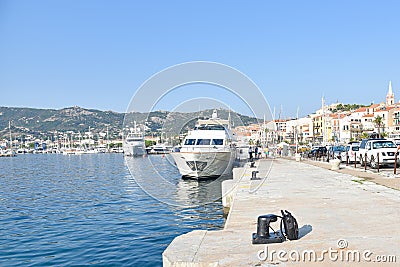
[0,106,259,140]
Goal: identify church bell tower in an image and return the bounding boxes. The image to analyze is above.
[386,81,394,106]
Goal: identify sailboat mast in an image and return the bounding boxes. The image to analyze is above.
[278,105,282,143]
[106,126,109,151]
[9,121,12,151]
[273,106,276,145]
[263,114,266,148]
[228,108,231,130]
[321,96,325,145]
[296,107,299,153]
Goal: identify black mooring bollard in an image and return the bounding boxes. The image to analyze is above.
[252,214,284,244]
[251,170,259,179]
[256,215,272,238]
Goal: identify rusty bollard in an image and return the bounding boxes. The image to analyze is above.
[364,153,367,171]
[377,153,380,173]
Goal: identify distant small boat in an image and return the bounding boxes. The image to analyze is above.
[95,145,108,153]
[62,148,84,155]
[0,149,16,157]
[17,148,28,154]
[146,144,173,154]
[110,147,124,153]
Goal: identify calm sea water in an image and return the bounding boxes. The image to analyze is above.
[0,154,226,266]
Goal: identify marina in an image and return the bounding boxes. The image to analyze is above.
[2,1,400,265]
[2,104,400,266]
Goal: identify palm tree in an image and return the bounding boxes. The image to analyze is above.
[373,116,384,138]
[359,132,369,140]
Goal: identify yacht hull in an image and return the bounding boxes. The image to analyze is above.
[123,143,145,157]
[171,151,234,179]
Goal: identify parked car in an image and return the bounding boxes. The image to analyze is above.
[361,139,399,168]
[341,143,360,163]
[328,145,345,159]
[358,138,385,162]
[307,146,327,158]
[392,139,400,146]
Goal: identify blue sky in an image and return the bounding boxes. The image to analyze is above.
[1,0,399,118]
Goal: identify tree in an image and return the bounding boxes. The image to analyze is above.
[373,116,384,138]
[145,140,156,147]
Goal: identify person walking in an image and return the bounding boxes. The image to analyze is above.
[248,146,253,160]
[264,147,269,159]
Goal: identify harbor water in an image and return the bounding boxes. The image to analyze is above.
[0,154,226,266]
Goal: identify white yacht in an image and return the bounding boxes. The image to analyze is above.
[62,148,84,155]
[146,143,173,154]
[0,149,16,157]
[123,122,146,156]
[171,110,236,179]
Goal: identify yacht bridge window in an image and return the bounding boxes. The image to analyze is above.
[212,139,224,145]
[194,125,226,130]
[184,139,196,145]
[196,139,211,145]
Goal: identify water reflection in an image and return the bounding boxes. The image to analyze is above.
[124,154,231,207]
[0,154,225,267]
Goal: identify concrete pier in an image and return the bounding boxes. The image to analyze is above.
[163,159,400,266]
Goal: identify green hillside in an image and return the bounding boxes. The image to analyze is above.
[0,106,259,140]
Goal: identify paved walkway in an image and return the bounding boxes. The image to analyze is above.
[163,159,400,266]
[301,158,400,191]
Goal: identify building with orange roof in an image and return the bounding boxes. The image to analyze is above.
[361,113,375,132]
[285,117,313,143]
[367,103,383,114]
[330,112,348,142]
[338,112,363,142]
[354,107,368,113]
[373,106,393,134]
